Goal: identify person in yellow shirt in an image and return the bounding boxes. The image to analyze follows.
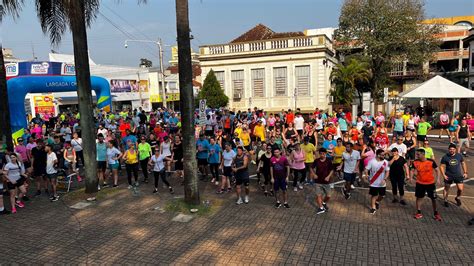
[253,120,266,142]
[239,128,251,151]
[402,111,410,127]
[122,141,139,188]
[333,138,345,179]
[234,123,243,138]
[300,136,316,183]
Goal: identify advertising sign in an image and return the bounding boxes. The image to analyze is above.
[139,80,149,92]
[149,93,180,103]
[33,95,55,117]
[110,80,139,93]
[199,99,206,126]
[61,63,76,75]
[362,92,371,112]
[30,62,50,75]
[5,63,19,78]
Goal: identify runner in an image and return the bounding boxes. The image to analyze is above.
[421,139,435,161]
[149,149,174,194]
[233,146,250,204]
[310,148,334,214]
[388,147,410,205]
[208,137,221,185]
[449,113,460,143]
[290,144,306,192]
[3,154,27,213]
[364,149,389,214]
[403,131,417,165]
[123,141,139,188]
[138,136,152,183]
[270,147,290,208]
[219,143,235,194]
[96,134,108,189]
[410,149,441,221]
[339,142,361,200]
[333,138,345,179]
[106,140,122,187]
[391,113,405,142]
[31,139,48,196]
[416,117,432,147]
[196,134,210,181]
[172,135,184,183]
[45,144,59,202]
[438,111,450,139]
[258,144,274,197]
[301,136,317,184]
[456,119,471,157]
[440,143,468,207]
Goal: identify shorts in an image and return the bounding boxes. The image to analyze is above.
[415,183,436,199]
[407,128,415,132]
[341,130,347,135]
[174,160,183,171]
[369,186,386,197]
[333,162,341,171]
[109,163,120,170]
[440,124,449,129]
[297,129,303,136]
[406,150,416,160]
[235,173,250,186]
[417,135,426,142]
[268,126,275,131]
[273,178,287,192]
[315,183,332,197]
[393,131,404,139]
[244,145,251,152]
[23,161,31,169]
[449,127,457,132]
[205,130,214,137]
[343,172,357,183]
[198,158,208,166]
[223,166,233,177]
[7,177,26,190]
[46,173,58,180]
[97,161,107,171]
[459,138,470,148]
[33,166,46,178]
[444,176,464,185]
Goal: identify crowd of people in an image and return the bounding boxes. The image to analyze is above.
[0,106,472,224]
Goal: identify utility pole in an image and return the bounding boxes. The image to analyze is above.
[176,0,200,205]
[158,38,167,109]
[137,71,143,107]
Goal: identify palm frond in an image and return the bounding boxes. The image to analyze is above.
[1,0,24,19]
[36,0,68,46]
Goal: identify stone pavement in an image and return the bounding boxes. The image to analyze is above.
[1,139,473,265]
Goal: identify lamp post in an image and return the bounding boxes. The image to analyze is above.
[124,39,167,108]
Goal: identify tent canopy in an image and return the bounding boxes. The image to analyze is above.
[398,75,474,99]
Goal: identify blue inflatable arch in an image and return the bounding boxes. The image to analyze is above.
[7,75,111,140]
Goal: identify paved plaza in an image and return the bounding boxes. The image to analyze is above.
[1,138,473,265]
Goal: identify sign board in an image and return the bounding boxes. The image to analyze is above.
[5,63,19,78]
[383,87,389,103]
[362,92,371,112]
[33,95,55,117]
[30,62,50,75]
[61,63,76,75]
[199,99,206,126]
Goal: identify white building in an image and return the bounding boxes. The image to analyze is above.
[465,28,474,90]
[199,24,336,112]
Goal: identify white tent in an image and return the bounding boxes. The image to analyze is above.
[398,75,474,99]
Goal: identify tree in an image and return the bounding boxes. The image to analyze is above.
[335,0,441,100]
[0,0,24,150]
[176,0,200,205]
[198,70,229,109]
[330,58,371,107]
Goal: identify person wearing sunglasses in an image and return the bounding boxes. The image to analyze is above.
[421,139,435,161]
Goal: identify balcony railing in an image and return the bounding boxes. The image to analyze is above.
[436,48,469,59]
[201,35,332,56]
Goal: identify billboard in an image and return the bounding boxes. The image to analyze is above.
[139,80,149,92]
[33,95,55,117]
[110,80,139,93]
[5,63,19,78]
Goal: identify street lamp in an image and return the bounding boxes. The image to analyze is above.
[124,39,167,108]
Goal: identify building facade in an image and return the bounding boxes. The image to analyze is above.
[465,28,474,90]
[199,24,336,112]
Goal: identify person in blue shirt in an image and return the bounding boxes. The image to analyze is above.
[207,137,221,184]
[122,130,138,149]
[338,115,349,135]
[96,134,108,189]
[322,134,337,159]
[196,134,210,180]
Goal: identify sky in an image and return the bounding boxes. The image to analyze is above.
[2,0,474,67]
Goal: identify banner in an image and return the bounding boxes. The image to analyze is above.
[33,95,55,117]
[110,79,139,93]
[139,80,149,92]
[149,93,180,103]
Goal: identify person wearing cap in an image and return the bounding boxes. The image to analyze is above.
[440,143,468,208]
[253,119,266,143]
[15,138,30,171]
[361,120,374,144]
[388,137,407,158]
[388,147,409,205]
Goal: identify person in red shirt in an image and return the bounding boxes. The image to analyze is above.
[286,109,295,126]
[119,120,131,138]
[374,130,389,150]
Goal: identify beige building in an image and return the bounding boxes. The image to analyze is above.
[465,28,474,90]
[199,24,336,112]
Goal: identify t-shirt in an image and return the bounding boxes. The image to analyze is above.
[31,147,47,168]
[96,142,107,161]
[106,147,121,165]
[366,159,389,187]
[124,150,138,164]
[440,153,463,178]
[393,118,404,132]
[388,143,407,157]
[389,156,407,179]
[421,147,434,159]
[313,158,333,184]
[294,116,305,130]
[138,142,152,161]
[222,149,236,167]
[333,146,345,164]
[417,122,431,135]
[3,162,25,182]
[71,138,83,152]
[46,152,58,174]
[253,125,266,141]
[338,118,348,131]
[271,156,289,179]
[300,143,316,163]
[439,113,449,125]
[342,150,361,173]
[15,145,28,162]
[322,140,337,158]
[411,159,437,185]
[208,144,221,164]
[361,125,374,138]
[151,154,166,172]
[196,139,210,159]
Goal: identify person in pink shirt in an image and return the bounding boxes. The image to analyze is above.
[465,113,474,133]
[31,124,43,140]
[14,138,30,169]
[290,144,306,192]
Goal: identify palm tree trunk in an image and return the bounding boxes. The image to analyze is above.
[0,16,14,150]
[69,1,97,194]
[175,0,200,205]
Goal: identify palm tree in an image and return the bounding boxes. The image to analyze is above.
[0,0,24,150]
[175,0,200,205]
[330,58,371,108]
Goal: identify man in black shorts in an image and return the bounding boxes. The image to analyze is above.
[233,147,250,204]
[440,143,468,207]
[31,139,48,196]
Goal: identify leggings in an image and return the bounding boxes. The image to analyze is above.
[292,168,306,187]
[390,176,405,196]
[140,158,150,180]
[209,163,219,180]
[76,150,84,166]
[125,163,139,185]
[154,170,170,188]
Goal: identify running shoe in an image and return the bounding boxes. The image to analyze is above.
[0,209,11,215]
[375,202,380,210]
[455,197,462,206]
[169,187,174,194]
[102,183,110,188]
[11,207,17,214]
[298,184,303,190]
[275,202,282,208]
[216,189,224,194]
[414,213,423,219]
[236,198,243,205]
[153,188,158,194]
[444,201,449,208]
[51,195,60,202]
[316,207,326,215]
[433,213,442,221]
[399,200,407,206]
[113,184,118,188]
[97,185,101,191]
[244,195,249,204]
[323,202,329,211]
[143,179,149,184]
[351,184,356,190]
[346,193,351,200]
[264,191,268,197]
[283,203,290,208]
[293,187,298,192]
[134,182,139,187]
[15,201,25,208]
[369,208,376,215]
[127,185,133,189]
[227,188,232,193]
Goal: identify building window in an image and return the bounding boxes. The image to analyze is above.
[231,70,244,101]
[214,71,225,91]
[295,65,310,96]
[273,67,287,96]
[251,68,265,97]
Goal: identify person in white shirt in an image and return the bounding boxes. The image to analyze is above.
[2,154,27,214]
[294,113,305,139]
[220,143,236,193]
[45,145,59,202]
[339,143,361,199]
[364,149,390,215]
[71,133,84,167]
[387,137,408,158]
[149,149,174,194]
